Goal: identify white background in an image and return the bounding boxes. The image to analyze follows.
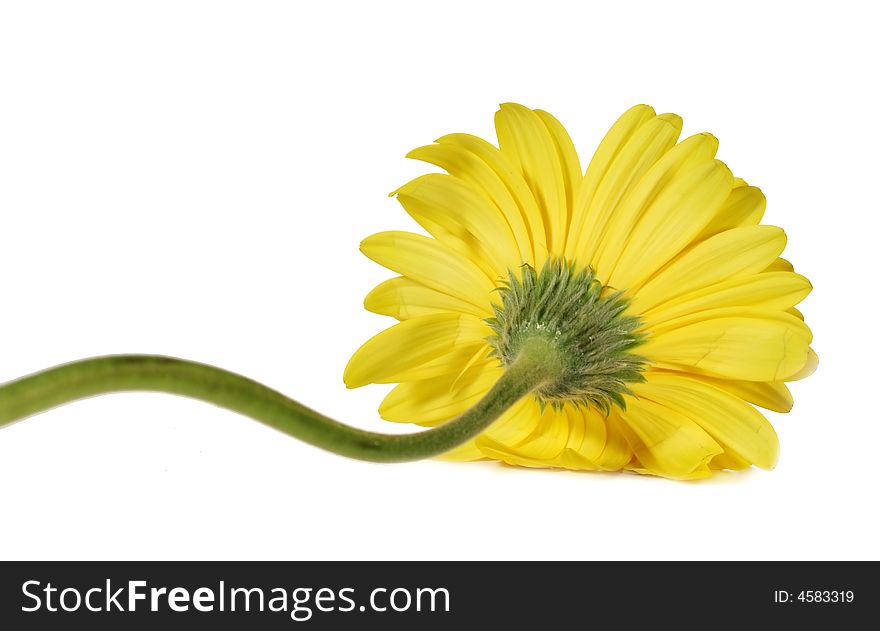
[0,1,876,560]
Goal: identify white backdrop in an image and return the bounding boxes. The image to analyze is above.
[0,1,876,560]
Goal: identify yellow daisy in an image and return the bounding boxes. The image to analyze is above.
[344,103,817,480]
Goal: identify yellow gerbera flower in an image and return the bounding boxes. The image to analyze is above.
[344,103,817,480]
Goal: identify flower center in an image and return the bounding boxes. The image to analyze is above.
[486,258,647,413]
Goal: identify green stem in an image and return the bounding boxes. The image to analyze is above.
[0,338,560,463]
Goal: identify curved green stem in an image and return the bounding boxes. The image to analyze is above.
[0,338,560,462]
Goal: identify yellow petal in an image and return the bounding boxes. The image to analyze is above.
[379,363,502,426]
[478,404,610,471]
[787,347,818,381]
[534,109,582,229]
[473,440,555,469]
[389,344,491,384]
[365,276,487,320]
[569,113,683,266]
[633,225,788,313]
[625,462,714,480]
[360,231,494,311]
[506,404,570,461]
[608,159,734,291]
[561,406,585,453]
[343,313,489,388]
[598,412,636,471]
[564,105,656,258]
[566,406,608,463]
[616,397,723,479]
[593,132,719,278]
[394,173,522,275]
[642,308,812,381]
[436,440,485,461]
[405,142,534,264]
[548,408,588,469]
[495,103,568,253]
[634,373,779,469]
[765,257,794,272]
[478,396,543,446]
[640,271,811,328]
[554,451,601,471]
[437,132,546,264]
[697,185,766,239]
[670,371,794,412]
[710,451,753,471]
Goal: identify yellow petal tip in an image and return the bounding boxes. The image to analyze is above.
[656,112,684,133]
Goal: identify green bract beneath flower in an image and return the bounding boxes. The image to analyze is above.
[486,259,647,413]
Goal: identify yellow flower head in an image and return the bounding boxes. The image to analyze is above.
[344,103,816,480]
